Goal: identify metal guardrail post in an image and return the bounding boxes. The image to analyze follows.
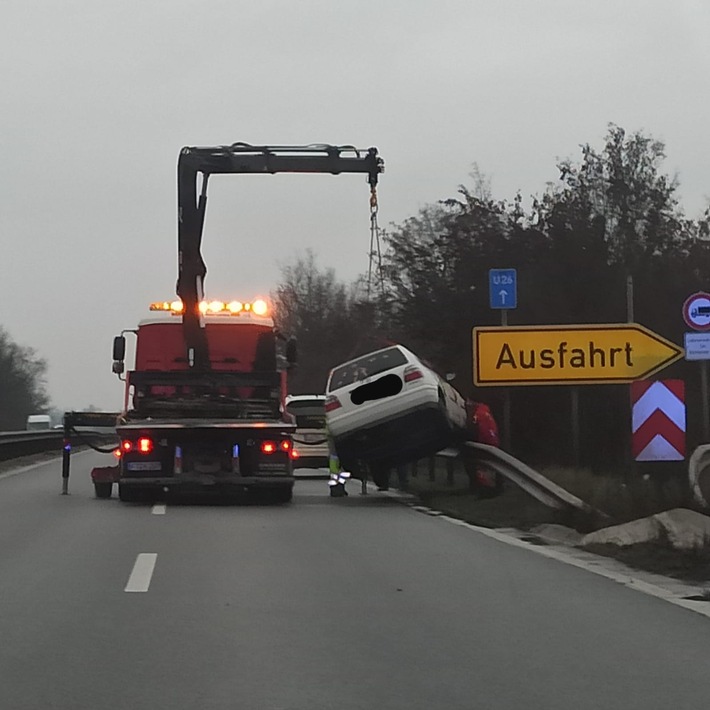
[61,430,71,495]
[446,457,455,487]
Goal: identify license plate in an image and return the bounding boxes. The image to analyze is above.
[126,461,162,472]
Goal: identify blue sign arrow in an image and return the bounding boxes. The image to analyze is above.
[489,268,517,309]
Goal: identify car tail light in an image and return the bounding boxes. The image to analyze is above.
[261,441,276,455]
[290,449,300,459]
[113,448,122,459]
[137,437,153,454]
[403,365,424,383]
[121,440,133,452]
[324,395,342,412]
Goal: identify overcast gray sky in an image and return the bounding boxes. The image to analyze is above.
[1,0,708,411]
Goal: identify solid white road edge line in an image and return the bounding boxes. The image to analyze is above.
[124,553,158,593]
[436,515,710,618]
[0,448,94,482]
[371,485,710,620]
[151,504,166,515]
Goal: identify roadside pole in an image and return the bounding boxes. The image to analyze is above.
[571,387,580,466]
[61,413,71,495]
[701,361,709,441]
[626,274,635,478]
[683,293,710,443]
[488,268,517,453]
[501,307,511,452]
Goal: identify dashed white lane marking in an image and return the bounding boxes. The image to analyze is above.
[124,553,157,592]
[151,504,166,515]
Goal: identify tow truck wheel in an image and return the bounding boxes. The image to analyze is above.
[118,484,141,503]
[94,482,113,499]
[272,486,293,504]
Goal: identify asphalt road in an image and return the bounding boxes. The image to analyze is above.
[1,452,710,709]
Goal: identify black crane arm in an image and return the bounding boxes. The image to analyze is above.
[176,143,384,370]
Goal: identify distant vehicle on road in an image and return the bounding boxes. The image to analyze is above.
[26,414,51,431]
[324,345,467,473]
[285,394,329,472]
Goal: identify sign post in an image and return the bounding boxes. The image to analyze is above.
[683,292,710,441]
[488,269,517,451]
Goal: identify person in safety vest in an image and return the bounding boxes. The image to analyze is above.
[327,428,350,497]
[463,399,503,497]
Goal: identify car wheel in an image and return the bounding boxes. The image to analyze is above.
[94,482,112,499]
[438,390,454,432]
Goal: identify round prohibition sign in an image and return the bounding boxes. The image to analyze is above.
[683,292,710,332]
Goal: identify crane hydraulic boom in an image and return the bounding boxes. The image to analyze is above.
[176,142,384,371]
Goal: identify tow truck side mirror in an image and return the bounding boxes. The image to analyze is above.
[286,337,298,368]
[112,336,126,375]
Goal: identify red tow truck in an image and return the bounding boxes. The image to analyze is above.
[93,298,298,502]
[87,142,383,502]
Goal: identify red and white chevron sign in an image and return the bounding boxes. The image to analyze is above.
[631,380,685,461]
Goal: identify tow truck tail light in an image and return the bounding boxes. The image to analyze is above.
[290,449,300,460]
[324,395,342,412]
[261,441,276,455]
[280,440,291,452]
[137,437,154,454]
[403,366,424,383]
[121,440,133,452]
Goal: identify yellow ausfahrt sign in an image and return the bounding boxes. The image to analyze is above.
[473,323,684,386]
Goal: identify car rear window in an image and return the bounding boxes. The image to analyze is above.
[286,400,326,429]
[328,347,409,391]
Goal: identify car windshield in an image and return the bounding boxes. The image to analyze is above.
[286,400,326,429]
[328,347,409,391]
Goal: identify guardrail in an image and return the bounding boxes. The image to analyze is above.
[407,443,605,519]
[465,442,601,516]
[689,444,710,509]
[0,428,119,464]
[0,431,64,462]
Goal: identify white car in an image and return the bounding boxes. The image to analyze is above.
[284,394,330,473]
[324,344,467,470]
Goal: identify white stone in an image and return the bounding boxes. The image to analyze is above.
[530,524,583,546]
[655,508,710,550]
[581,516,663,547]
[580,508,710,550]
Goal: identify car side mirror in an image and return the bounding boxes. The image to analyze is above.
[445,372,456,382]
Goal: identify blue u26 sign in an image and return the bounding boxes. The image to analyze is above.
[489,268,517,309]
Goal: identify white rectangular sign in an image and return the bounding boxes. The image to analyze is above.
[684,332,710,360]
